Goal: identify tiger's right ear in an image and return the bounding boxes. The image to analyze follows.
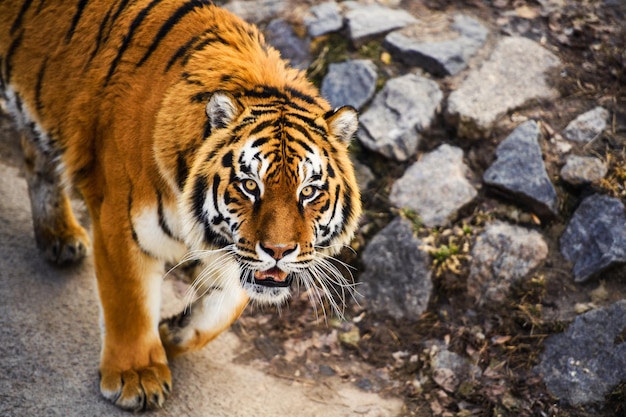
[325,105,359,144]
[206,91,241,130]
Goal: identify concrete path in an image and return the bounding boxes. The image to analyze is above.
[0,128,402,416]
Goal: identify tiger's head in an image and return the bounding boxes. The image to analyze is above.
[180,90,361,310]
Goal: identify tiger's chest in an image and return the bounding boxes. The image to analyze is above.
[131,201,188,263]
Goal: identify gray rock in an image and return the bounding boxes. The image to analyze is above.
[359,217,432,320]
[447,36,560,139]
[345,3,417,45]
[304,2,343,37]
[389,144,477,227]
[351,157,375,191]
[224,0,288,23]
[562,106,609,143]
[560,194,626,282]
[384,14,488,76]
[321,60,378,110]
[426,341,481,393]
[483,121,559,218]
[560,155,607,185]
[537,300,626,407]
[468,221,548,304]
[264,19,311,70]
[358,73,443,161]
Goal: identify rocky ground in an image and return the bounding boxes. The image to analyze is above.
[221,0,626,416]
[1,0,625,416]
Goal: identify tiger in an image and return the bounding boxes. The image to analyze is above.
[0,0,361,411]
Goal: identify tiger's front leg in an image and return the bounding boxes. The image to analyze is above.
[91,210,171,411]
[159,258,249,358]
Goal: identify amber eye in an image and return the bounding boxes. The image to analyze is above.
[243,179,258,193]
[300,185,315,199]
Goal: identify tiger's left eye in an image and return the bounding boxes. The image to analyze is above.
[243,179,258,193]
[300,185,315,198]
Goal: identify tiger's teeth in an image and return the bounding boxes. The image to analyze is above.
[254,267,288,281]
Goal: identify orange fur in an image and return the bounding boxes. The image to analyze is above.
[1,0,361,411]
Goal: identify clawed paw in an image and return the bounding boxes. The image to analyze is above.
[100,364,171,411]
[35,224,90,265]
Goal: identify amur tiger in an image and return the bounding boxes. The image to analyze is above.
[0,0,361,411]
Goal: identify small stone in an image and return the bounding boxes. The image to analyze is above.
[426,341,481,394]
[345,3,417,46]
[321,60,378,110]
[224,0,288,23]
[358,73,442,160]
[390,144,477,227]
[447,36,560,139]
[536,301,626,407]
[359,217,432,320]
[304,2,343,37]
[483,121,559,218]
[384,14,488,76]
[263,19,311,70]
[560,155,607,185]
[562,106,609,143]
[351,157,375,192]
[338,326,360,349]
[468,221,548,304]
[560,194,626,282]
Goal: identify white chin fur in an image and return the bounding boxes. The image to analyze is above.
[242,282,291,305]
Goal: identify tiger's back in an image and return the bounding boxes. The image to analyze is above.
[0,0,361,411]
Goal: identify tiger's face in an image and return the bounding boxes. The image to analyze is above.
[181,92,361,308]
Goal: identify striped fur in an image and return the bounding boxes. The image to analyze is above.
[0,0,361,411]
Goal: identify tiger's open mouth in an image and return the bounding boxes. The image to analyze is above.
[252,267,292,288]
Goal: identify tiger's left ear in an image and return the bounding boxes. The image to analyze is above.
[206,91,242,130]
[325,106,359,144]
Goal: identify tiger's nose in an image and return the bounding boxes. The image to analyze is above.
[259,242,297,260]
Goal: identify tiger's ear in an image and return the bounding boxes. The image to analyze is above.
[325,106,359,144]
[206,91,241,129]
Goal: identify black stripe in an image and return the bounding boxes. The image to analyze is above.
[11,0,34,35]
[36,0,45,14]
[87,4,115,65]
[190,91,211,103]
[289,112,326,136]
[104,0,163,86]
[34,58,48,115]
[249,119,277,136]
[328,186,341,231]
[203,119,212,139]
[327,163,335,178]
[137,0,211,67]
[66,0,90,43]
[165,34,202,72]
[251,137,270,148]
[4,32,24,84]
[108,0,132,31]
[191,175,208,221]
[251,108,279,116]
[176,151,189,189]
[211,174,221,214]
[128,189,154,257]
[286,123,314,143]
[184,34,229,63]
[100,0,132,47]
[157,192,176,239]
[221,151,233,168]
[285,86,319,106]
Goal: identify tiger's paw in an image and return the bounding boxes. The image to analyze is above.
[34,222,90,265]
[100,363,172,411]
